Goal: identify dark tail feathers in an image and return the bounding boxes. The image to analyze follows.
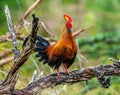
[34,36,50,64]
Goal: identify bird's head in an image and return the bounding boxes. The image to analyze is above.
[63,14,72,29]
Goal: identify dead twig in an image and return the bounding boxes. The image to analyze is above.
[4,5,20,59]
[0,57,14,67]
[0,32,21,42]
[73,25,94,37]
[18,0,43,26]
[39,22,54,36]
[0,49,13,59]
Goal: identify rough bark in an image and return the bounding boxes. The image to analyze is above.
[0,14,39,95]
[12,59,120,95]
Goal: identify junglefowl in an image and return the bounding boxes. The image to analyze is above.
[34,14,77,77]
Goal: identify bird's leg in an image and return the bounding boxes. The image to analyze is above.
[63,63,69,75]
[57,68,60,77]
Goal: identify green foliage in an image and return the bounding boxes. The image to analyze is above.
[78,31,120,59]
[85,0,120,12]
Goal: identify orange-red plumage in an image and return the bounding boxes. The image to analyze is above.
[34,14,77,77]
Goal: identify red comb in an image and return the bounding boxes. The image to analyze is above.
[63,14,72,22]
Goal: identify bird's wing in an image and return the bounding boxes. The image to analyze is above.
[47,44,67,69]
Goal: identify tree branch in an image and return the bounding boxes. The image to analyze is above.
[4,5,20,59]
[18,0,43,26]
[0,15,39,94]
[11,59,120,95]
[0,57,14,67]
[73,25,93,37]
[0,49,13,59]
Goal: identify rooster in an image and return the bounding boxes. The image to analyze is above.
[34,14,77,77]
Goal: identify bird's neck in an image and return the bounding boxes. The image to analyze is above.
[60,25,73,39]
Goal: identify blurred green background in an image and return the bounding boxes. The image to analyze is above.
[0,0,120,95]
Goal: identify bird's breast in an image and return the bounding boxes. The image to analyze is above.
[64,42,77,59]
